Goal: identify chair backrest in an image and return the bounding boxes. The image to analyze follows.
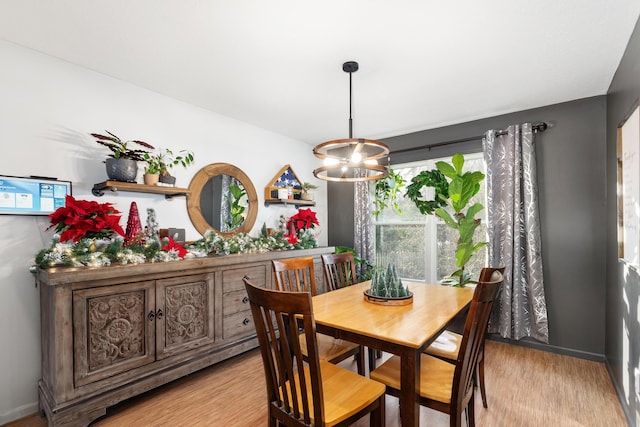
[451,270,504,415]
[272,257,318,295]
[321,252,358,291]
[244,279,324,426]
[478,265,506,283]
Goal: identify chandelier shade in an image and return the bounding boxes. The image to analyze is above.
[312,61,390,182]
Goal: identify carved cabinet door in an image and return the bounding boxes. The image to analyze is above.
[155,273,215,360]
[73,281,156,388]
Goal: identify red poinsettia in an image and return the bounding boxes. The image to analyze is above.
[47,195,125,242]
[286,208,319,233]
[161,237,188,258]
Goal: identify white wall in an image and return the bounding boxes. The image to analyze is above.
[0,40,327,423]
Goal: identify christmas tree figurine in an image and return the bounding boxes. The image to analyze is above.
[124,201,143,246]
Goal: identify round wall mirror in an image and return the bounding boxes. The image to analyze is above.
[187,163,258,237]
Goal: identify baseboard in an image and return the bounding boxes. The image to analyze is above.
[605,358,636,427]
[0,402,39,426]
[486,334,605,361]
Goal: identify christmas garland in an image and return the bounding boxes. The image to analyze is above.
[405,169,449,215]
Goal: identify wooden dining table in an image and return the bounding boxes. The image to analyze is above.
[312,280,474,427]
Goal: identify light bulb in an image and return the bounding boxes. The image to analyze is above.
[351,152,362,163]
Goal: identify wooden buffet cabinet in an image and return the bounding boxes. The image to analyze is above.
[37,247,334,426]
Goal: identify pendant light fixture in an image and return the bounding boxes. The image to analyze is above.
[312,61,389,182]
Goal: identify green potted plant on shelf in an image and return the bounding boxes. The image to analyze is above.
[301,182,318,201]
[143,148,195,186]
[92,131,155,182]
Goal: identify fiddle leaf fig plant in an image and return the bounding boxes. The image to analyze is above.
[433,153,487,287]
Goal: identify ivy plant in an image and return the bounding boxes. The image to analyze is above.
[372,168,406,218]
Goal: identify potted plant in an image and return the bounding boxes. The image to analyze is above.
[407,153,486,287]
[372,168,406,218]
[92,131,154,182]
[142,154,163,185]
[301,182,318,201]
[143,148,195,186]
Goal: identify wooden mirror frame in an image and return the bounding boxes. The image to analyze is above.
[187,163,258,237]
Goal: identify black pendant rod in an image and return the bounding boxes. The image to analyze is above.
[344,61,359,139]
[390,122,549,155]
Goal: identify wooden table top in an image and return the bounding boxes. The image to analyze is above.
[312,281,474,349]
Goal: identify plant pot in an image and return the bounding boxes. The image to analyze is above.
[159,174,176,186]
[105,158,138,182]
[143,173,159,185]
[301,191,314,201]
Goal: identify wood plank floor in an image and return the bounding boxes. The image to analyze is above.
[6,340,627,427]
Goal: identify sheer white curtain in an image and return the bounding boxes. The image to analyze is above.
[483,123,549,343]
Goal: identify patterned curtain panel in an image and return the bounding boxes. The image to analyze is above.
[483,123,549,343]
[354,171,375,276]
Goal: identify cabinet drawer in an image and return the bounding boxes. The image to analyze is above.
[222,309,255,340]
[222,264,267,293]
[223,289,254,317]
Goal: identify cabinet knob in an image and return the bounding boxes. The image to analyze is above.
[242,296,249,304]
[156,308,164,320]
[242,318,250,325]
[148,310,155,321]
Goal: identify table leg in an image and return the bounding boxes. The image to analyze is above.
[399,350,420,426]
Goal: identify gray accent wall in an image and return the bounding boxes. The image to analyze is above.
[329,96,608,358]
[606,16,640,426]
[328,16,640,422]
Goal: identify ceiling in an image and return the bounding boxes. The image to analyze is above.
[0,1,638,145]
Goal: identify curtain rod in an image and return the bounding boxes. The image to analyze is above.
[390,122,549,155]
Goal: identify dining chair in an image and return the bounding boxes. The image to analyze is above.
[272,257,366,376]
[424,266,505,408]
[369,271,503,427]
[321,252,358,291]
[321,252,380,371]
[243,279,386,427]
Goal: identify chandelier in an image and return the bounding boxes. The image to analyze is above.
[312,61,389,182]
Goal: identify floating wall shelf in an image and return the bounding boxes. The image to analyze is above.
[264,164,316,207]
[92,181,190,199]
[264,199,315,207]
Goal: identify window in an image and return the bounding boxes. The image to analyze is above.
[372,153,487,283]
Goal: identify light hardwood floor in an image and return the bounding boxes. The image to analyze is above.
[6,340,627,427]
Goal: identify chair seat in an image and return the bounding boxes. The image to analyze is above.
[425,330,462,360]
[370,353,455,404]
[282,360,386,426]
[299,333,361,362]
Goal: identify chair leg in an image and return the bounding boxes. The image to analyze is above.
[356,346,366,376]
[369,395,385,427]
[478,348,488,408]
[467,392,476,427]
[368,347,376,371]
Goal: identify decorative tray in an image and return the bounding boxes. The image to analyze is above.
[363,290,413,306]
